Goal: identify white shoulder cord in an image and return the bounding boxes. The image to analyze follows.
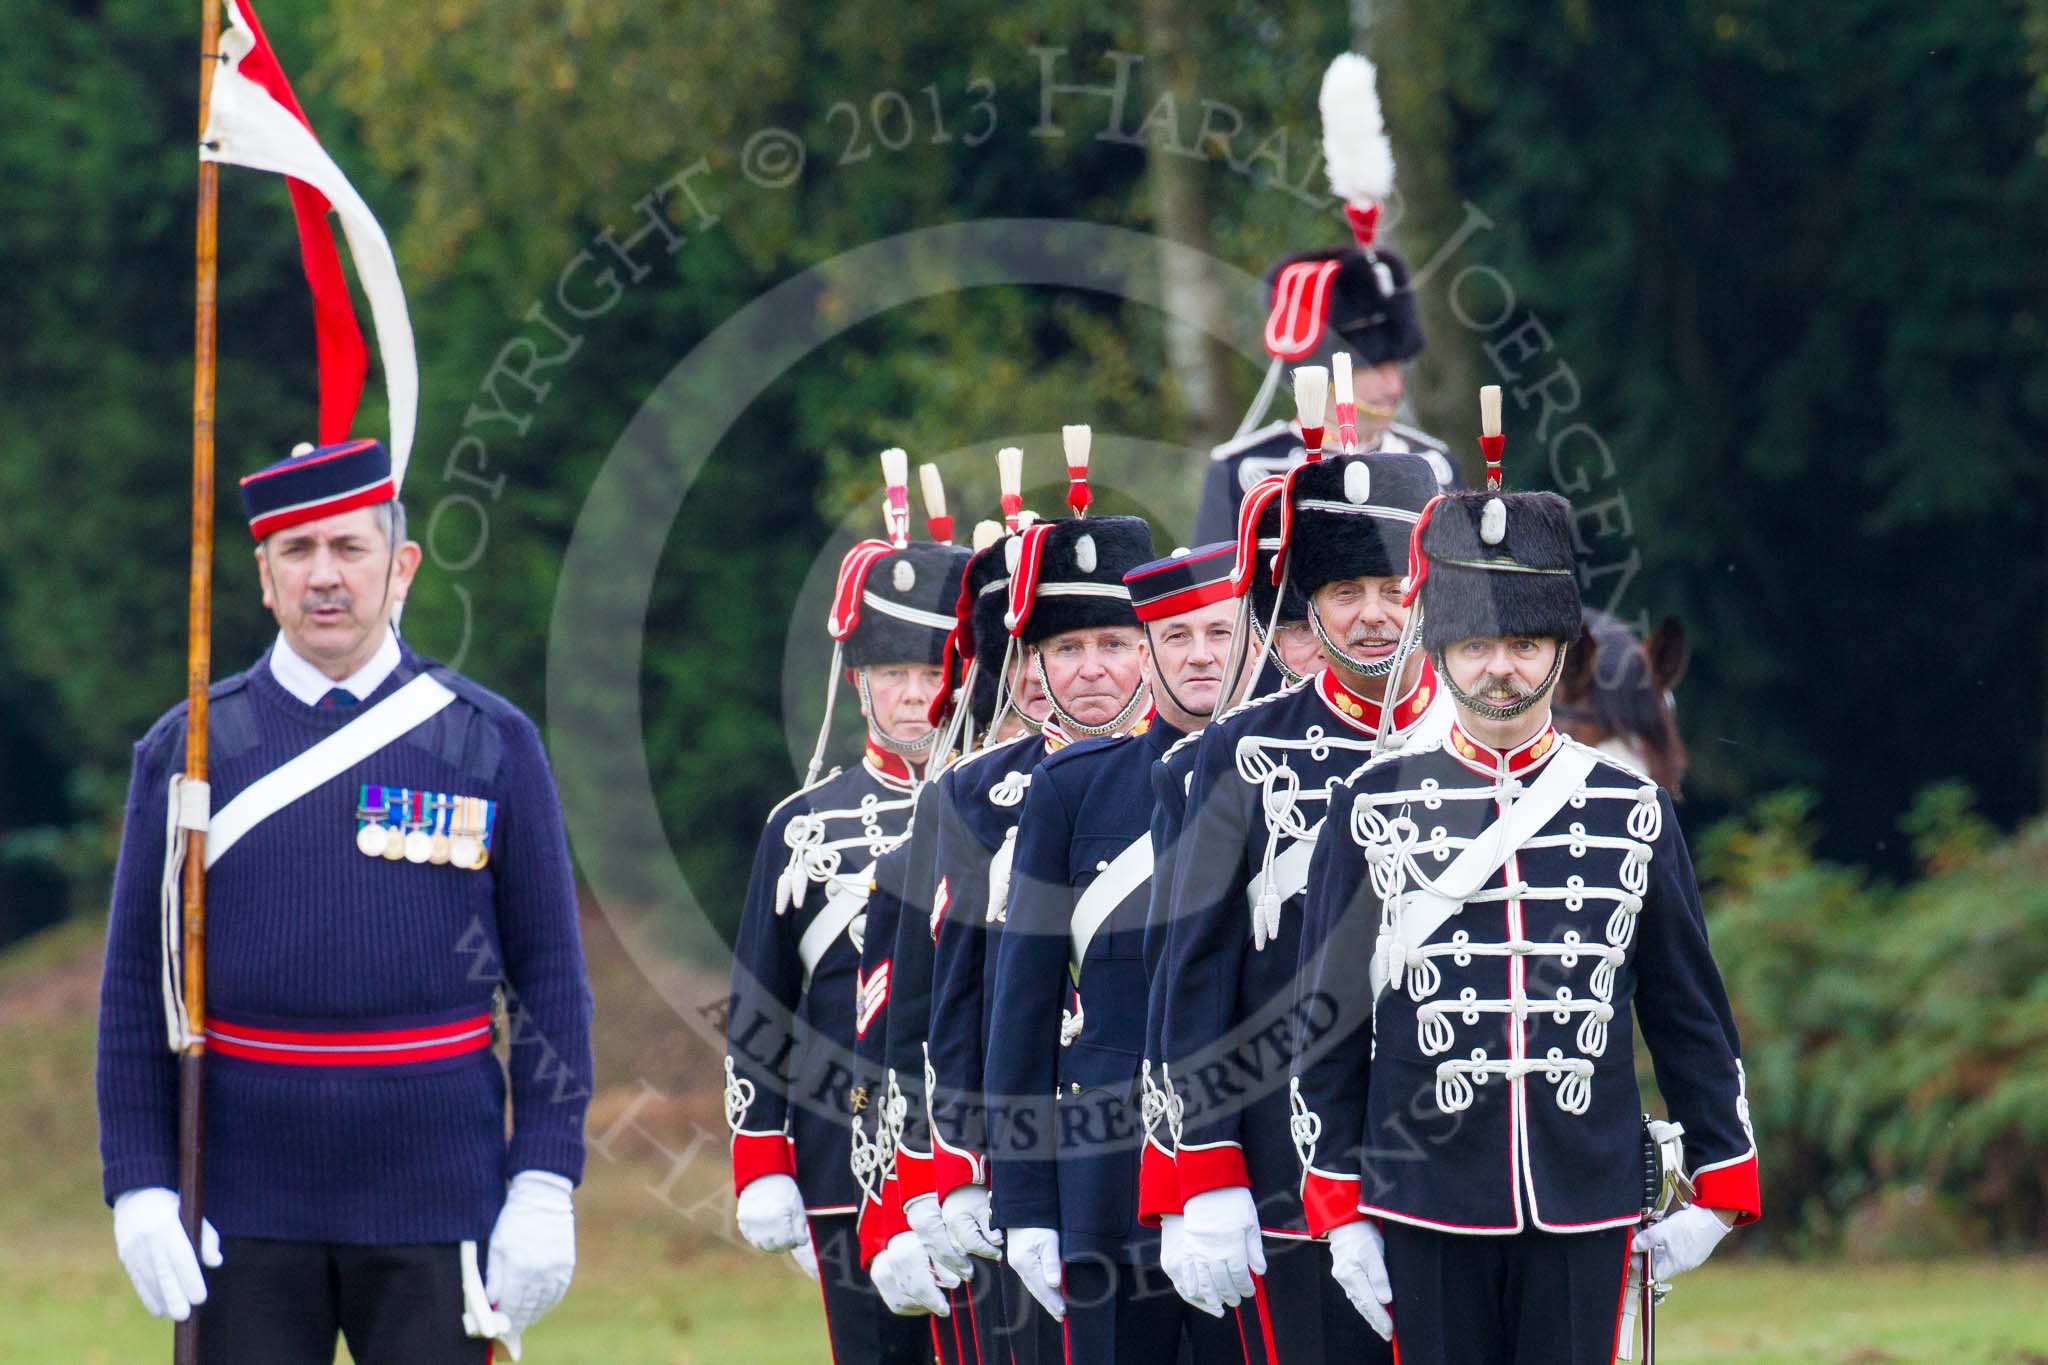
[802,642,846,789]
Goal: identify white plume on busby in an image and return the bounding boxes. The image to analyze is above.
[1256,51,1423,370]
[1320,53,1395,215]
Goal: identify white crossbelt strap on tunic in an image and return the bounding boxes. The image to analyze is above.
[1370,745,1600,1001]
[1068,833,1152,976]
[206,673,457,869]
[798,862,875,981]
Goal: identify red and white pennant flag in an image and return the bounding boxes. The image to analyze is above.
[200,0,418,490]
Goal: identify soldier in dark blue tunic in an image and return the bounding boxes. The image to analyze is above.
[855,517,1037,1365]
[1193,54,1456,547]
[1155,451,1448,1364]
[927,491,1157,1364]
[1292,490,1759,1363]
[725,459,968,1365]
[989,542,1281,1363]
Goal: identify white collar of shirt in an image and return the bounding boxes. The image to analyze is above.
[268,628,401,707]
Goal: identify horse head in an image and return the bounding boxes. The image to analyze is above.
[1555,610,1690,796]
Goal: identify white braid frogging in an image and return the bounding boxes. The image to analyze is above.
[1349,755,1663,1117]
[776,791,914,915]
[723,1055,758,1132]
[1236,726,1378,949]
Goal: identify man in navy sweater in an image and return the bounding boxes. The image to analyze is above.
[96,437,595,1363]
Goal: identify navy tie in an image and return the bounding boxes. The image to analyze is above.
[318,687,358,709]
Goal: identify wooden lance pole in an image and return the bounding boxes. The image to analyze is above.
[177,1,221,1360]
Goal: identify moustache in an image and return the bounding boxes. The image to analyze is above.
[302,590,353,614]
[1474,673,1535,702]
[1345,631,1399,651]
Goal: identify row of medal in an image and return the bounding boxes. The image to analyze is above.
[355,785,497,869]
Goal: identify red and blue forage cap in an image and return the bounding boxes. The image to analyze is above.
[238,437,394,540]
[1123,541,1240,623]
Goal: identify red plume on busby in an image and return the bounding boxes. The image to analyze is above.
[998,445,1025,532]
[1333,352,1358,455]
[879,447,911,548]
[1294,365,1329,462]
[920,462,953,543]
[1062,425,1093,517]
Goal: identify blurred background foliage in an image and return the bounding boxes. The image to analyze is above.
[2,0,2045,1250]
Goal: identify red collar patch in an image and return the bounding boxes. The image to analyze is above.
[1317,660,1437,735]
[863,738,917,788]
[1446,721,1560,778]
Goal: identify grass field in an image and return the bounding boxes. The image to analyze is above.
[5,916,2046,1364]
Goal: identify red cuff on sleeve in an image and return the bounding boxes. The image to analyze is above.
[731,1132,796,1198]
[1175,1142,1251,1200]
[858,1177,911,1269]
[897,1148,935,1203]
[1137,1137,1183,1226]
[1301,1171,1364,1238]
[932,1143,985,1200]
[1691,1154,1762,1226]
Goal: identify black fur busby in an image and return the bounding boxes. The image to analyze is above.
[843,541,968,668]
[962,537,1013,727]
[1282,452,1439,599]
[1416,491,1583,652]
[1262,246,1425,368]
[1011,516,1155,646]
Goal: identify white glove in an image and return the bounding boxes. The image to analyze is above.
[1158,1213,1202,1309]
[736,1173,809,1253]
[1005,1226,1065,1320]
[486,1171,576,1339]
[113,1188,220,1322]
[906,1192,975,1281]
[1327,1220,1394,1341]
[789,1240,820,1281]
[871,1230,957,1316]
[1182,1186,1265,1312]
[941,1185,1004,1260]
[1633,1205,1734,1280]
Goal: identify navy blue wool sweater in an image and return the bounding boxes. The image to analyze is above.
[96,644,594,1245]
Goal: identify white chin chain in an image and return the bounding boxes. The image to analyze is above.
[855,669,940,757]
[1032,652,1147,738]
[1435,645,1567,721]
[1307,599,1398,678]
